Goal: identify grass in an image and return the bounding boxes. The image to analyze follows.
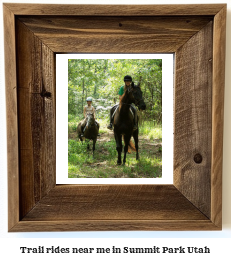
[139,121,162,140]
[68,117,162,178]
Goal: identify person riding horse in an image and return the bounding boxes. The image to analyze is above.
[80,97,99,136]
[107,75,138,131]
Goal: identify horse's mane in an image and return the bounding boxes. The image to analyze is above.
[119,92,126,110]
[119,82,135,110]
[86,112,94,117]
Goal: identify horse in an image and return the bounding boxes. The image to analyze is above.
[113,82,146,165]
[77,113,99,157]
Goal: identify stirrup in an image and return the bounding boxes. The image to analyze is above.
[133,125,138,131]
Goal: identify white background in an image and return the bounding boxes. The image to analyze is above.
[0,0,231,260]
[56,53,173,184]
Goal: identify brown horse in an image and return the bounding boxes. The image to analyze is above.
[113,82,146,165]
[77,113,99,157]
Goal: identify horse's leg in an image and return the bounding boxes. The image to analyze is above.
[85,139,90,150]
[123,135,131,165]
[133,129,139,160]
[92,139,96,158]
[114,132,122,165]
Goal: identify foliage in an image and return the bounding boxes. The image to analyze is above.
[139,122,162,140]
[68,59,162,123]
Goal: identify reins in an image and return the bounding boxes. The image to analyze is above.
[120,85,143,107]
[121,102,132,106]
[86,113,95,127]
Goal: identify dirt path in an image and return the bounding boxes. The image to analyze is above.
[69,129,162,160]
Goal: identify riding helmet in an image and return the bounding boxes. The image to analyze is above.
[124,75,132,82]
[86,97,92,101]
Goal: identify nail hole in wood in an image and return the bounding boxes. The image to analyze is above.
[40,91,52,99]
[194,153,203,164]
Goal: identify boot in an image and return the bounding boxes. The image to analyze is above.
[133,108,138,131]
[107,109,113,130]
[95,122,100,136]
[80,125,85,137]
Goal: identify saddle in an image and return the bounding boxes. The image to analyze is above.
[112,105,134,119]
[81,120,99,133]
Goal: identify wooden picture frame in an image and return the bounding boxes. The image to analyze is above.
[4,3,226,232]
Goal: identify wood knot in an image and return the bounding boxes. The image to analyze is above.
[119,23,122,27]
[194,153,202,164]
[40,90,52,99]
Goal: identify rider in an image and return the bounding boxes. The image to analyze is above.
[81,97,99,136]
[107,75,138,131]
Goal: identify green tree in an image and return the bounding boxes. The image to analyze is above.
[68,59,162,124]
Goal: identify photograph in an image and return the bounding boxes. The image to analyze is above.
[68,58,162,179]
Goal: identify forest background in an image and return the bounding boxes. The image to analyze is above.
[68,59,162,178]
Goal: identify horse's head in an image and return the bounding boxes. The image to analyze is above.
[128,82,146,111]
[86,113,94,127]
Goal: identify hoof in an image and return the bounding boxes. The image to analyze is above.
[117,162,122,165]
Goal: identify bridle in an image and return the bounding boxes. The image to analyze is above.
[86,113,94,126]
[124,85,143,106]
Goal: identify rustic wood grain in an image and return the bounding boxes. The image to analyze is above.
[174,22,213,218]
[4,3,226,231]
[16,19,56,218]
[18,16,213,53]
[4,3,225,16]
[15,185,219,231]
[16,20,39,217]
[22,185,207,221]
[211,5,226,228]
[19,16,213,34]
[11,220,219,232]
[3,4,20,231]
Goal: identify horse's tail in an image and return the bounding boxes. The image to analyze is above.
[128,140,136,152]
[122,135,136,153]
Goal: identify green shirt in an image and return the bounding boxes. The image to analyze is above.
[118,85,124,96]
